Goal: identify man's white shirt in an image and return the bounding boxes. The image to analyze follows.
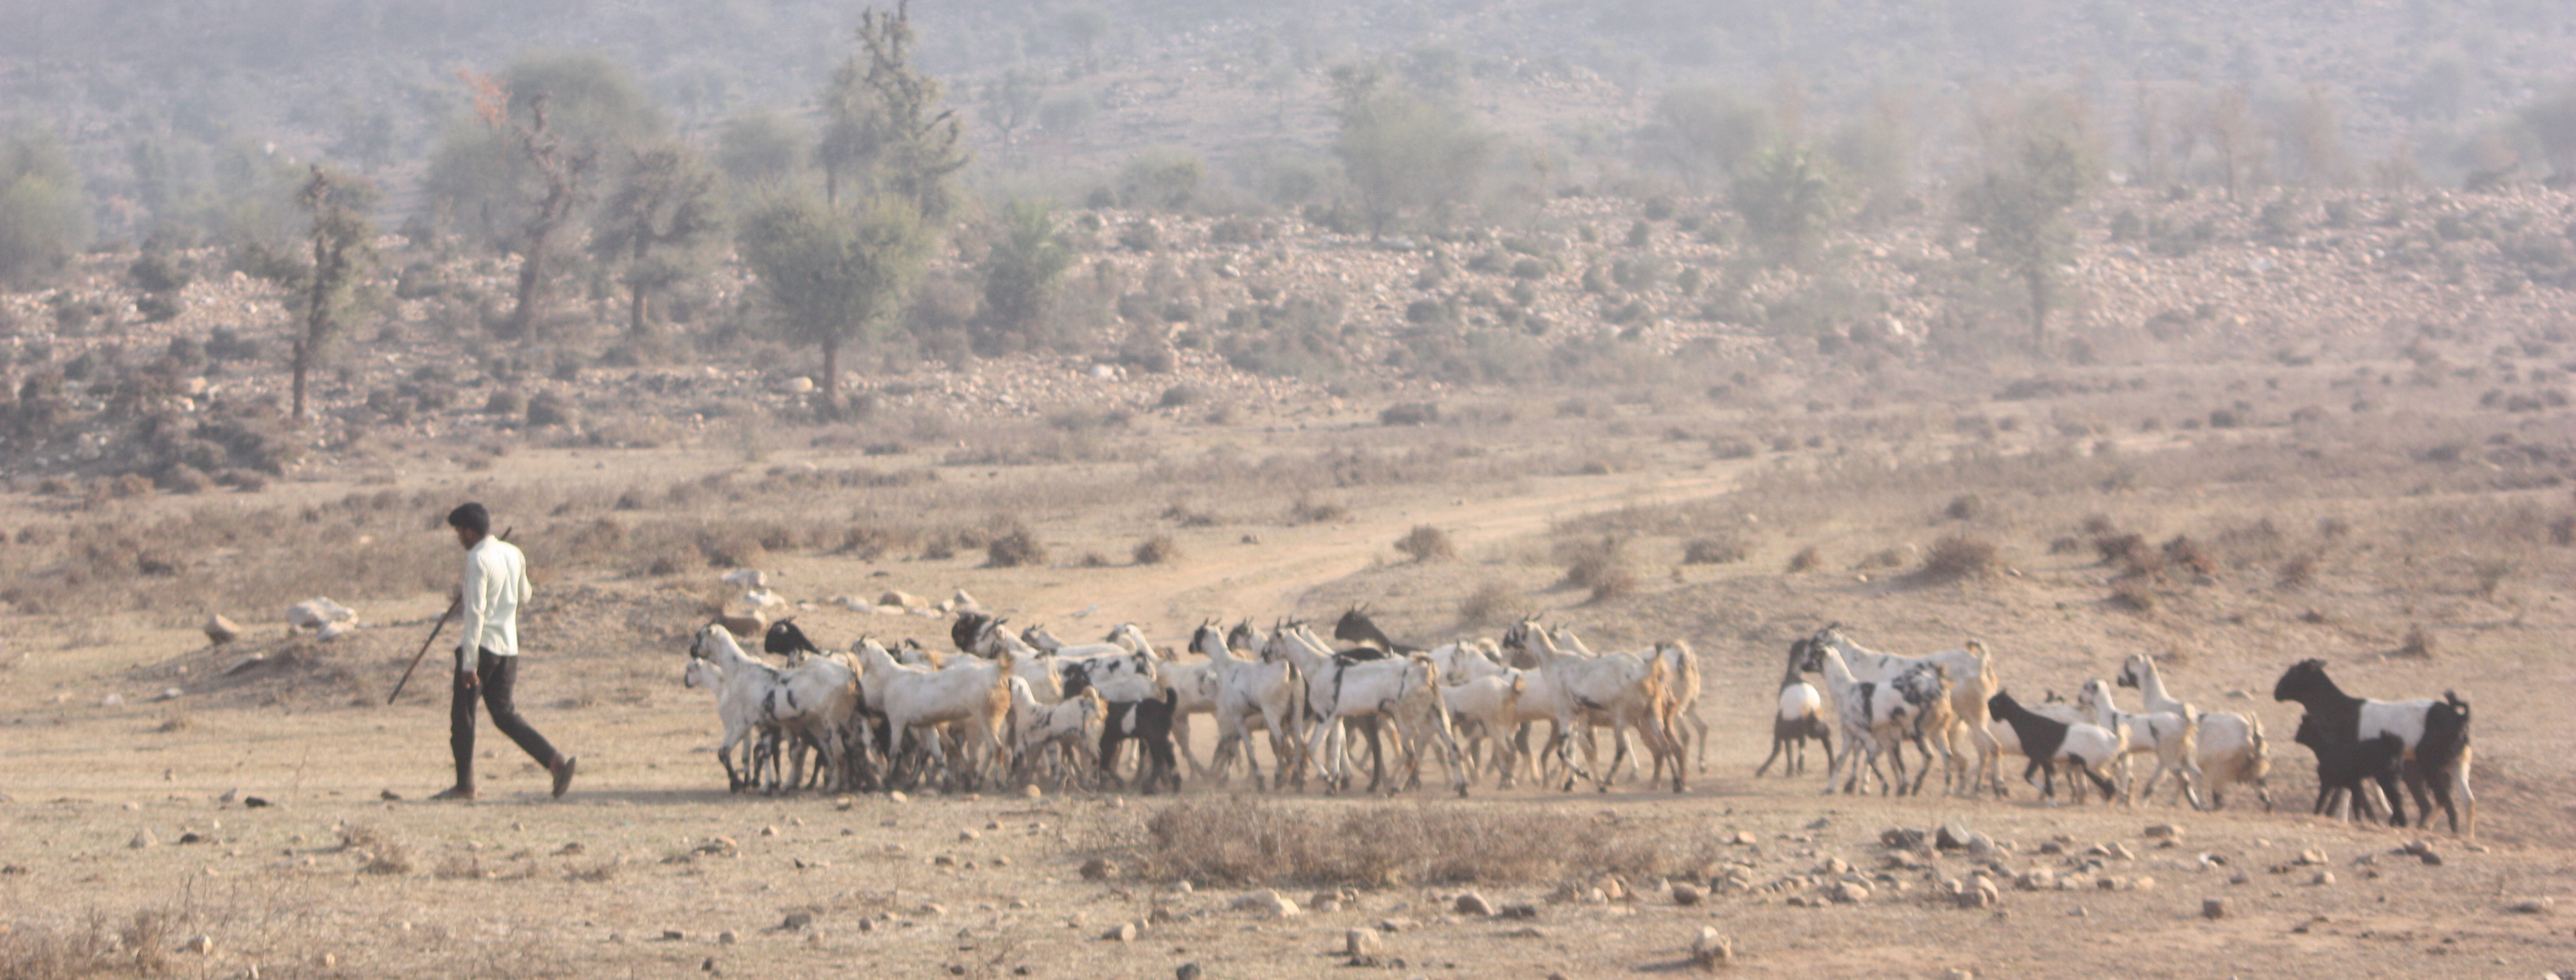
[457,536,532,671]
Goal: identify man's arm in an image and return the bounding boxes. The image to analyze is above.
[456,547,491,676]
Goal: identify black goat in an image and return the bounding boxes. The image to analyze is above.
[2292,711,2405,823]
[1987,690,2119,803]
[2273,659,2475,835]
[1129,688,1182,794]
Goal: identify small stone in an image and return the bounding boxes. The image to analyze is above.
[1345,928,1379,956]
[662,930,686,941]
[1820,856,1849,876]
[2228,872,2250,885]
[1690,927,1732,968]
[130,831,156,849]
[783,911,815,930]
[920,903,949,917]
[1947,971,1975,980]
[2203,898,2227,920]
[2144,824,2180,840]
[2296,849,2328,866]
[959,829,980,842]
[1175,964,1202,980]
[2311,872,2335,887]
[2510,898,2555,915]
[1730,831,1758,846]
[1454,892,1494,916]
[889,792,910,805]
[760,826,778,837]
[1101,922,1137,942]
[1966,834,2000,859]
[1377,919,1418,933]
[1804,817,1831,831]
[179,935,213,954]
[2130,877,2156,891]
[1498,902,1540,920]
[1831,881,1871,903]
[1022,785,1043,799]
[2418,850,2445,867]
[1671,883,1703,906]
[1936,823,1972,850]
[1080,858,1114,881]
[718,931,738,945]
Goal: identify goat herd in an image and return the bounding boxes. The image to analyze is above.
[678,609,2478,837]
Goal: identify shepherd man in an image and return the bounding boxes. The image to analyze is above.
[433,502,576,800]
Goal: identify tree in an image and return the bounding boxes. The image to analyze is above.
[973,201,1075,354]
[1732,142,1843,267]
[426,52,661,337]
[981,68,1045,158]
[1959,97,2103,351]
[740,192,930,418]
[288,165,378,426]
[2521,90,2576,181]
[0,122,87,287]
[1638,84,1771,193]
[1328,64,1495,234]
[590,141,722,341]
[716,108,808,192]
[816,3,969,218]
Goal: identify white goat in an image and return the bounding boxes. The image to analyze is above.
[1440,672,1530,785]
[684,624,857,794]
[2117,653,2270,811]
[1504,621,1661,793]
[1190,623,1304,791]
[1269,624,1468,796]
[1804,641,1951,796]
[1006,676,1103,789]
[2077,678,2206,808]
[1807,624,1998,797]
[854,638,1015,789]
[1756,639,1831,777]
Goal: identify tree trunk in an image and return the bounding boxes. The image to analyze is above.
[290,339,309,427]
[508,243,547,339]
[628,281,649,339]
[821,334,841,420]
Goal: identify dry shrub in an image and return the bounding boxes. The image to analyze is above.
[1,916,117,980]
[1289,495,1351,525]
[1395,524,1456,562]
[2550,515,2575,547]
[2080,514,2117,535]
[1861,548,1906,570]
[2397,625,2439,658]
[566,860,621,883]
[1586,565,1640,603]
[1078,551,1110,568]
[435,855,488,881]
[2276,554,2319,590]
[1161,502,1219,527]
[2047,535,2082,554]
[985,526,1048,568]
[1943,494,1984,520]
[1680,535,1747,565]
[2095,533,2161,578]
[2472,558,2514,600]
[1132,799,1711,888]
[1132,535,1181,565]
[1785,545,1822,573]
[1457,580,1516,626]
[120,908,179,976]
[343,823,413,875]
[1555,536,1635,602]
[2108,581,2159,612]
[2162,535,2218,577]
[154,712,191,733]
[1919,535,2000,582]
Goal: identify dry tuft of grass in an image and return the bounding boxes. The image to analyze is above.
[2162,535,2218,577]
[154,712,191,733]
[1289,495,1351,525]
[1556,536,1638,602]
[1919,535,2000,582]
[2108,581,2159,612]
[985,525,1048,568]
[1944,494,1984,520]
[435,854,488,881]
[1132,535,1181,565]
[342,823,414,875]
[2397,625,2440,658]
[2096,533,2161,579]
[2276,554,2320,590]
[1785,546,1822,573]
[1457,581,1517,626]
[0,916,116,980]
[1394,524,1457,562]
[2472,558,2514,600]
[1131,799,1715,888]
[1681,535,1747,565]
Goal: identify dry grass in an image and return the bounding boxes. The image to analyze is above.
[2276,553,2320,590]
[0,916,116,980]
[1681,535,1747,565]
[1129,798,1717,889]
[1131,535,1180,565]
[986,526,1048,568]
[1785,546,1822,573]
[1918,535,2000,583]
[1555,536,1638,602]
[2398,625,2440,658]
[1457,580,1517,626]
[1394,524,1457,562]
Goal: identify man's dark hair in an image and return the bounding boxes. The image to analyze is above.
[447,502,492,536]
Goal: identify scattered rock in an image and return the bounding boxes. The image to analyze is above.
[1966,834,2001,859]
[1023,785,1043,800]
[285,598,355,630]
[1690,927,1732,969]
[718,931,738,945]
[1830,881,1871,904]
[2229,872,2251,885]
[1230,890,1300,918]
[888,791,910,805]
[1936,823,1972,850]
[1377,919,1418,933]
[2203,898,2227,920]
[130,831,157,849]
[1880,828,1927,850]
[2144,824,2180,840]
[203,615,241,644]
[2295,849,2329,866]
[1729,831,1759,846]
[1080,858,1115,881]
[1454,892,1494,916]
[1671,883,1703,906]
[1804,817,1831,831]
[1175,964,1202,980]
[959,829,980,842]
[1498,903,1540,920]
[918,903,947,917]
[180,935,213,954]
[1101,922,1137,943]
[2311,872,2335,887]
[783,911,815,930]
[1345,928,1378,957]
[2510,899,2555,915]
[661,930,685,941]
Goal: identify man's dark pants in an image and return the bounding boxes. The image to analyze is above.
[450,647,561,787]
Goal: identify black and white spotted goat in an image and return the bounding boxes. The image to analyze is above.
[2271,659,2474,835]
